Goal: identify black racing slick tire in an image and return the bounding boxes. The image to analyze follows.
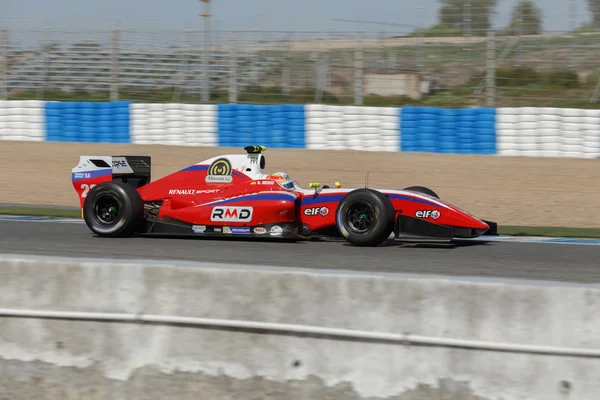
[335,189,396,247]
[83,181,144,238]
[402,185,440,199]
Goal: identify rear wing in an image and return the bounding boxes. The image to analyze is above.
[72,155,151,208]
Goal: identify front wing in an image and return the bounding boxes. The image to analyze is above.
[394,215,498,240]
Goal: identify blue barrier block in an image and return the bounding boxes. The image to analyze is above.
[44,101,131,143]
[400,106,497,155]
[216,104,306,149]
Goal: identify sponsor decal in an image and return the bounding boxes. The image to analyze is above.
[112,157,134,174]
[211,207,253,222]
[270,225,283,236]
[231,227,251,235]
[192,225,206,233]
[170,189,196,195]
[74,172,91,179]
[304,206,330,217]
[205,158,233,184]
[205,175,233,183]
[253,227,267,234]
[208,158,232,176]
[248,155,259,164]
[415,210,441,220]
[223,226,231,234]
[213,227,222,232]
[168,189,220,195]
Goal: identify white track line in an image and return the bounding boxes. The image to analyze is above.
[1,215,599,245]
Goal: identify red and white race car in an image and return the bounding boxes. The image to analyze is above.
[71,145,497,246]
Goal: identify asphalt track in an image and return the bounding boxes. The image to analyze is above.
[1,218,600,284]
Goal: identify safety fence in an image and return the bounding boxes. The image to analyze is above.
[4,21,600,109]
[0,100,599,159]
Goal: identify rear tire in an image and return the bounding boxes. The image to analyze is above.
[335,189,396,246]
[403,185,440,199]
[83,181,144,237]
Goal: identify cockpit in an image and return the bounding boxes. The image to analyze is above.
[264,171,296,190]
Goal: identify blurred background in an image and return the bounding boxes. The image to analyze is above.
[2,0,600,109]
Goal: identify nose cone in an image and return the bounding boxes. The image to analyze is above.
[473,218,490,230]
[450,211,492,238]
[460,217,491,238]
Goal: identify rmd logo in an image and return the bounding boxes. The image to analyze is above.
[211,206,253,222]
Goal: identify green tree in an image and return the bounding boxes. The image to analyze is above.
[587,0,600,27]
[438,0,498,35]
[504,0,543,35]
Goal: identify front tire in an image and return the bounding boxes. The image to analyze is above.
[83,181,144,237]
[335,189,396,246]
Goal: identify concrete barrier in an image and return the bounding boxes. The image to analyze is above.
[1,255,600,399]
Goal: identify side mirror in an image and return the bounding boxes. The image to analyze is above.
[309,182,322,194]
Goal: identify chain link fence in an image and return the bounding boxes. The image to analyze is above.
[2,11,600,108]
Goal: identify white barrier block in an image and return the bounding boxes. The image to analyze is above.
[0,100,45,141]
[130,103,217,146]
[305,104,399,152]
[496,106,600,158]
[496,108,523,156]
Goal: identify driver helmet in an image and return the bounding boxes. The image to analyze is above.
[266,172,294,190]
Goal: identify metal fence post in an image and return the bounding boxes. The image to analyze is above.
[281,33,292,95]
[568,0,577,71]
[486,30,496,107]
[0,29,8,100]
[228,32,237,104]
[37,22,52,99]
[110,28,120,101]
[201,0,211,102]
[417,4,425,74]
[354,32,364,106]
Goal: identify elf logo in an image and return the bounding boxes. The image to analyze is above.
[304,206,330,216]
[211,206,253,222]
[415,209,441,220]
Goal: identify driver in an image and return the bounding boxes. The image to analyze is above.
[265,172,295,190]
[263,172,341,190]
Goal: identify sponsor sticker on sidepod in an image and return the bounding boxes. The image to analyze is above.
[192,225,206,233]
[270,226,283,236]
[231,227,250,235]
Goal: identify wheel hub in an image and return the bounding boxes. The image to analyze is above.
[95,196,121,224]
[346,201,375,234]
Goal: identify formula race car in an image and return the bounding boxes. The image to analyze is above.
[71,145,497,246]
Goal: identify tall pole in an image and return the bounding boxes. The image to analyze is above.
[0,29,8,100]
[568,0,577,71]
[201,0,211,102]
[486,29,495,108]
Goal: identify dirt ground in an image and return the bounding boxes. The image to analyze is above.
[1,141,599,228]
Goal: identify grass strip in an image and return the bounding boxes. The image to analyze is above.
[0,206,80,219]
[499,226,600,239]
